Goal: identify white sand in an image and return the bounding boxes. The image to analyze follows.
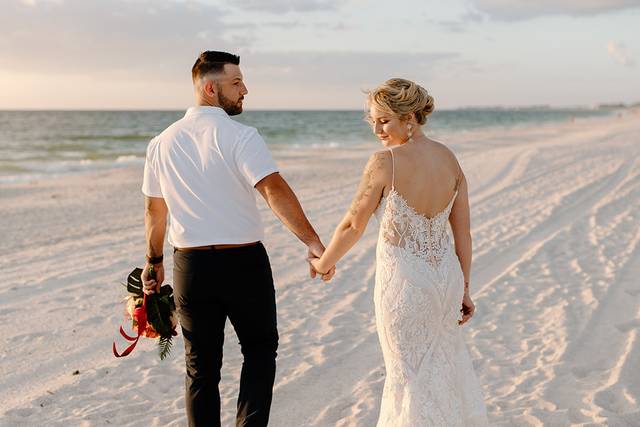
[1,109,639,426]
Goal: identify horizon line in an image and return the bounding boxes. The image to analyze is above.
[0,103,635,113]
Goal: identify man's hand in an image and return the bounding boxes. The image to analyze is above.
[307,240,335,282]
[306,240,324,279]
[141,262,165,295]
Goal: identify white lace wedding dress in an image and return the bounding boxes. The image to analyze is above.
[373,149,489,426]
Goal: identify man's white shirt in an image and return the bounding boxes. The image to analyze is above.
[142,106,279,248]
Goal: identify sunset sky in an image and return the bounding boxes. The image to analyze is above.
[1,0,638,110]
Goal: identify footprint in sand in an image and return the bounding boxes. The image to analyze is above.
[0,307,18,319]
[9,332,46,344]
[100,301,119,311]
[4,407,35,417]
[594,386,637,414]
[614,319,640,333]
[75,315,105,327]
[571,365,599,379]
[46,306,73,314]
[624,287,640,297]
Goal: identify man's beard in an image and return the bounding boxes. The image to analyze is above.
[217,88,243,116]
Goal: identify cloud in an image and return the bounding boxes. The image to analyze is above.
[0,0,466,109]
[607,41,635,67]
[19,0,63,6]
[314,21,351,31]
[0,49,462,109]
[246,51,456,84]
[241,51,459,108]
[230,0,338,13]
[432,20,468,33]
[426,8,486,33]
[0,0,250,79]
[469,0,640,20]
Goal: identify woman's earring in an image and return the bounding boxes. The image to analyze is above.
[407,123,414,143]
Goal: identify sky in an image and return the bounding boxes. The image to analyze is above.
[0,0,638,110]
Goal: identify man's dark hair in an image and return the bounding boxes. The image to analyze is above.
[191,51,240,82]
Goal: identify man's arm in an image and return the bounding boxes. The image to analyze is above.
[309,151,389,274]
[255,172,334,280]
[142,195,168,294]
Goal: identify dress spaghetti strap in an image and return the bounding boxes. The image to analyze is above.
[388,148,395,191]
[454,158,463,193]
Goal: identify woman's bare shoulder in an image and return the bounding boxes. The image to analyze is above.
[365,149,393,179]
[367,149,393,167]
[427,139,460,167]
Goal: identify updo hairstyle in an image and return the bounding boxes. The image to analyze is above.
[367,78,435,125]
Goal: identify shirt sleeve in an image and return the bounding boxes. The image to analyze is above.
[141,138,163,197]
[236,127,279,187]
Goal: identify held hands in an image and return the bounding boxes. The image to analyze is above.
[141,262,165,295]
[306,240,336,282]
[309,257,335,282]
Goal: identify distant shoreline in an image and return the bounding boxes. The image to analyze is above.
[0,104,636,113]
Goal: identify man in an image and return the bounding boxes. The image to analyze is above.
[141,50,334,427]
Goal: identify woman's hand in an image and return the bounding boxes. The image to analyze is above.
[308,257,335,282]
[458,292,475,326]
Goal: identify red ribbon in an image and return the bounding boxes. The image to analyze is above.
[113,294,147,358]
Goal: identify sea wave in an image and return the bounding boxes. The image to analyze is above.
[289,141,343,149]
[68,133,155,142]
[0,157,143,184]
[116,155,144,164]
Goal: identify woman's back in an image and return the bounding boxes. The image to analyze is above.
[375,139,462,270]
[385,139,461,218]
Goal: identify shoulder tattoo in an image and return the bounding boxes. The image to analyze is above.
[349,152,387,216]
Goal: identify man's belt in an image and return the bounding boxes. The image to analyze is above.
[174,241,259,253]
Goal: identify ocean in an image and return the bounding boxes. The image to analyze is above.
[0,108,612,183]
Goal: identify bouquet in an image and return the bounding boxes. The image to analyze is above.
[113,266,178,360]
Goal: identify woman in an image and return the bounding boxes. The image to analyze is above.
[310,78,489,426]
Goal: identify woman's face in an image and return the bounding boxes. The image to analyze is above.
[367,105,408,147]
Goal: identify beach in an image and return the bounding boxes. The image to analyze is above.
[1,108,639,426]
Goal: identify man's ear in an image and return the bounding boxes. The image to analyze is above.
[203,79,216,97]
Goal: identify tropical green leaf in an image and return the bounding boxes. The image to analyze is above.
[158,336,173,360]
[147,295,171,337]
[126,268,144,296]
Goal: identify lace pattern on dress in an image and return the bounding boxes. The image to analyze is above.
[372,147,489,426]
[380,189,457,268]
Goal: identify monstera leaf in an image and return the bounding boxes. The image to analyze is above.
[126,268,144,296]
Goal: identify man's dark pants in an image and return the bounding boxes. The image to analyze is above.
[173,242,278,427]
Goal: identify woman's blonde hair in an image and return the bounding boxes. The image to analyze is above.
[367,78,435,125]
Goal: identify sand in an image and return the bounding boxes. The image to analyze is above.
[1,109,639,426]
